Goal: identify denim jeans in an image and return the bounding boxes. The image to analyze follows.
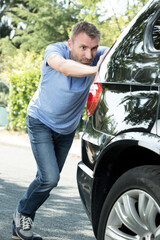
[18,115,75,220]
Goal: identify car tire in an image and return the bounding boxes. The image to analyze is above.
[97,165,160,240]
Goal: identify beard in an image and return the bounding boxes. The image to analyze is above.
[70,52,93,65]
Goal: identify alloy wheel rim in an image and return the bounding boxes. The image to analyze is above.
[105,190,160,240]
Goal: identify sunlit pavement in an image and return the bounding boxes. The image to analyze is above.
[0,130,95,240]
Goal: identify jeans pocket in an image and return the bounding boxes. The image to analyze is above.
[27,115,43,128]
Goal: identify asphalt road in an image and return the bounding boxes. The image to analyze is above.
[0,142,96,240]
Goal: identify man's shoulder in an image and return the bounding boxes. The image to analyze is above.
[46,42,68,51]
[95,46,109,59]
[45,42,69,60]
[97,46,110,54]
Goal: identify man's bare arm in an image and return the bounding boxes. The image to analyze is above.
[47,53,107,77]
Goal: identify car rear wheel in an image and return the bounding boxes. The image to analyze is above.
[97,165,160,240]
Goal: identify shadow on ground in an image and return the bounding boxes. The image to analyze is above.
[0,176,95,240]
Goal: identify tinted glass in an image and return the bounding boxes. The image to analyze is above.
[152,16,160,50]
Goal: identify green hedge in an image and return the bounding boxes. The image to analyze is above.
[8,69,40,131]
[7,51,42,131]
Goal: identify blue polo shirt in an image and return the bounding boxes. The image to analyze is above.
[27,42,107,134]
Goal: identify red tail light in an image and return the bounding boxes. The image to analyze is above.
[87,73,102,116]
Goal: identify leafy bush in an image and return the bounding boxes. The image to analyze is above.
[8,51,42,131]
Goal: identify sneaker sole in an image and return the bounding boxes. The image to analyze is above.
[14,229,43,240]
[16,229,33,240]
[12,236,20,240]
[15,230,26,240]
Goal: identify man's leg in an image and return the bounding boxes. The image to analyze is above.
[13,115,75,240]
[14,115,59,240]
[18,116,61,217]
[52,129,76,173]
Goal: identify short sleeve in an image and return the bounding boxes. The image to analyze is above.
[44,42,69,64]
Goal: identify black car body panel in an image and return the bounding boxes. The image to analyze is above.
[77,0,160,237]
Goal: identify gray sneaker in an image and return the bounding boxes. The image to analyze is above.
[13,210,33,240]
[12,220,43,240]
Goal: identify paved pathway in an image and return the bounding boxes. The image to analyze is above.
[0,130,96,240]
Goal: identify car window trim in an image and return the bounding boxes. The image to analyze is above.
[144,9,160,54]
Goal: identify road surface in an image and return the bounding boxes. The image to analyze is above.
[0,141,96,240]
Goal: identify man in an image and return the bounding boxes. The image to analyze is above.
[12,21,108,240]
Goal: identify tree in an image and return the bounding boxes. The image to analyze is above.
[77,0,149,47]
[0,0,82,54]
[0,0,150,55]
[0,0,25,39]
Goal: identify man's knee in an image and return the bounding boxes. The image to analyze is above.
[45,174,60,190]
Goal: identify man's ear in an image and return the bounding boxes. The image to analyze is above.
[68,39,72,51]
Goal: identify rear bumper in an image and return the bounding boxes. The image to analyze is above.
[77,161,94,220]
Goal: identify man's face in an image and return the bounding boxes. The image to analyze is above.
[68,32,99,65]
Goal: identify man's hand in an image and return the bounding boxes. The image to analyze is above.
[96,50,110,71]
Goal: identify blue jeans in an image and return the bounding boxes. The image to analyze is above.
[18,115,75,220]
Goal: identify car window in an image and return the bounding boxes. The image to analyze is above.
[152,16,160,50]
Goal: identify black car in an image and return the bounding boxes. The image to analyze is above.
[77,0,160,239]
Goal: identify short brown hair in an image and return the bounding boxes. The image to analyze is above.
[70,21,101,42]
